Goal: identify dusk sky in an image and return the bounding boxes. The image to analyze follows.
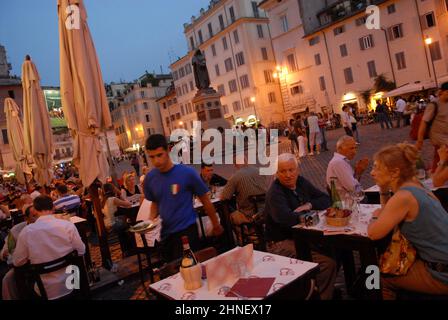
[0,0,211,86]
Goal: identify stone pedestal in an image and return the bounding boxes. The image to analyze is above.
[192,88,231,131]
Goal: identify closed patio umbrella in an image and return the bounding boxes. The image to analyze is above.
[58,0,111,188]
[4,98,31,185]
[58,0,113,268]
[22,56,54,186]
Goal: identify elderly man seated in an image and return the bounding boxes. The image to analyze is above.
[264,153,337,300]
[12,196,85,299]
[326,136,369,200]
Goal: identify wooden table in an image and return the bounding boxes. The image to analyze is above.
[149,248,319,300]
[292,205,387,300]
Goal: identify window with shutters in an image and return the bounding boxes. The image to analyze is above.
[319,76,326,91]
[309,36,320,46]
[290,85,303,95]
[344,68,354,84]
[222,37,228,50]
[395,52,406,70]
[224,58,233,72]
[240,75,250,89]
[215,64,220,77]
[367,60,377,78]
[244,97,251,109]
[229,79,238,93]
[315,54,321,65]
[211,44,216,57]
[208,23,213,38]
[217,84,226,96]
[333,25,345,36]
[387,4,396,14]
[179,67,185,78]
[423,12,436,29]
[388,24,403,40]
[257,25,264,38]
[190,81,194,91]
[181,105,185,116]
[287,53,298,72]
[198,30,204,44]
[355,16,367,26]
[143,102,148,110]
[235,52,245,66]
[252,1,260,18]
[280,15,289,33]
[234,30,240,44]
[229,6,236,23]
[219,15,225,31]
[429,41,442,61]
[189,37,195,50]
[264,70,274,83]
[222,104,229,114]
[232,101,242,112]
[185,64,192,74]
[2,129,8,144]
[261,47,268,60]
[360,35,374,50]
[268,92,276,103]
[340,44,348,57]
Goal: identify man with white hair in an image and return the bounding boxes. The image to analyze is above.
[264,153,337,300]
[326,136,369,200]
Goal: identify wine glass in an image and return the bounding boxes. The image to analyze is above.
[352,189,365,219]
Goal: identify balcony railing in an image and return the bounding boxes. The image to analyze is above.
[317,0,385,27]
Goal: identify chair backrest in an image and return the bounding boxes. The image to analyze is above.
[16,250,90,300]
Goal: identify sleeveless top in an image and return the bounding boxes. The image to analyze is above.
[400,186,448,284]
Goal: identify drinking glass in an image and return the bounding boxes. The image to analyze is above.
[416,169,426,181]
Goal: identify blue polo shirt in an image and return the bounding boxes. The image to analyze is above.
[143,164,208,239]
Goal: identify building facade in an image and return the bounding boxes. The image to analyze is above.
[170,0,285,133]
[261,0,448,116]
[109,74,171,151]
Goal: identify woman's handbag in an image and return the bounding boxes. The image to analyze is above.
[379,227,416,276]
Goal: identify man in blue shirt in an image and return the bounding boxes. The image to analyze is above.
[144,134,224,262]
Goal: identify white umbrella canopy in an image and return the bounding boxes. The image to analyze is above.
[58,0,112,188]
[3,98,32,184]
[21,57,54,186]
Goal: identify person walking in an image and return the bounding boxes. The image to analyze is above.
[376,100,391,130]
[318,113,329,151]
[307,112,321,155]
[395,96,407,128]
[341,106,353,136]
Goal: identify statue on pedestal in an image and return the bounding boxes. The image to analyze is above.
[192,50,211,90]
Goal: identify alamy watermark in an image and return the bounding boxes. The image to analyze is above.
[65,265,80,290]
[168,121,279,176]
[65,4,80,30]
[365,5,381,30]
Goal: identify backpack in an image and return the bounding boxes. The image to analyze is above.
[410,102,438,141]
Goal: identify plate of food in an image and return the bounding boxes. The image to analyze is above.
[129,220,157,233]
[325,208,352,227]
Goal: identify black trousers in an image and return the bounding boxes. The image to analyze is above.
[160,224,200,263]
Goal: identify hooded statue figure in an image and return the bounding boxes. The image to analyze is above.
[192,50,211,90]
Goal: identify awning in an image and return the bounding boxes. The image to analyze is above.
[384,81,435,98]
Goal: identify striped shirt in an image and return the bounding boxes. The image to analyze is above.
[220,166,267,216]
[54,195,81,212]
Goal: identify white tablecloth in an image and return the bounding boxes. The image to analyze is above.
[149,249,318,300]
[293,204,381,237]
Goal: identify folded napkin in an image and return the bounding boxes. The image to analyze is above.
[225,277,275,298]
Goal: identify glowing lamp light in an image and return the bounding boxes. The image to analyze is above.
[425,37,433,45]
[250,97,256,103]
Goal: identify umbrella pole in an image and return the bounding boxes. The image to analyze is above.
[88,183,113,269]
[104,130,118,186]
[23,173,29,192]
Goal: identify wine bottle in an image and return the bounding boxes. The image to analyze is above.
[330,177,343,209]
[181,236,198,268]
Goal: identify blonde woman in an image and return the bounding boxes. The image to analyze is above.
[121,172,142,205]
[368,143,448,300]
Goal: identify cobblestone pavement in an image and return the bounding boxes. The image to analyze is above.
[92,123,435,300]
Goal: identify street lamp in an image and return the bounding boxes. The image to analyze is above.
[425,36,438,88]
[272,66,288,115]
[250,96,259,127]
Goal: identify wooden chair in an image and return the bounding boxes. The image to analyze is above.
[14,250,90,300]
[238,194,267,251]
